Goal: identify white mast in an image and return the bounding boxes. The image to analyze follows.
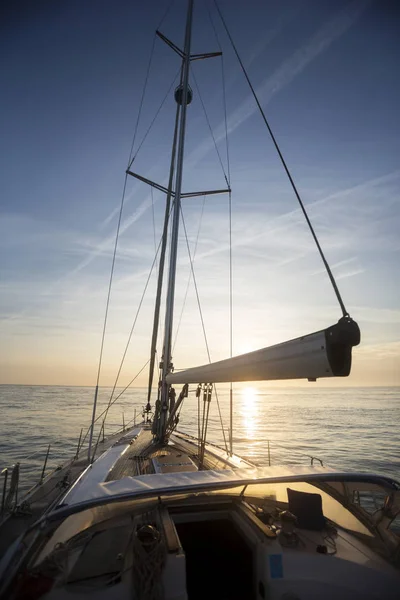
[156,0,194,441]
[124,0,227,440]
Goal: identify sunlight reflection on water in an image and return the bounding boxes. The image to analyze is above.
[0,385,399,491]
[241,387,258,440]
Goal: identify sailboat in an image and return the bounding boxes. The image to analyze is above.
[1,1,399,598]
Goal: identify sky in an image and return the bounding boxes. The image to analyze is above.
[1,0,399,388]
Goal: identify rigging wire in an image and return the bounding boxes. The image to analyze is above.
[172,193,206,353]
[180,207,229,454]
[101,228,167,429]
[128,67,181,169]
[150,188,164,352]
[156,0,175,32]
[206,1,231,183]
[88,7,175,456]
[126,0,174,168]
[127,36,157,169]
[213,0,349,319]
[80,359,151,451]
[88,172,129,459]
[150,187,160,297]
[208,4,233,363]
[151,187,157,261]
[190,67,229,187]
[228,189,233,455]
[100,360,150,428]
[155,348,160,381]
[207,2,234,453]
[92,67,181,434]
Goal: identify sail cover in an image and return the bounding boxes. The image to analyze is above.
[166,317,360,384]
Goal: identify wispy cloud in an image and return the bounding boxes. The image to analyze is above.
[59,193,154,281]
[310,257,364,281]
[2,161,397,330]
[174,168,400,274]
[96,0,373,246]
[356,340,400,358]
[351,307,400,326]
[336,268,364,281]
[230,0,371,128]
[189,0,372,166]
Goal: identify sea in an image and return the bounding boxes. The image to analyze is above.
[0,385,399,495]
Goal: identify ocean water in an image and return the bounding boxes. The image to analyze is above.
[0,385,399,494]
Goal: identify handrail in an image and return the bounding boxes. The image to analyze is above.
[0,423,122,503]
[174,430,325,469]
[75,428,83,460]
[258,438,325,468]
[1,422,326,516]
[1,468,8,515]
[39,445,51,485]
[1,463,20,514]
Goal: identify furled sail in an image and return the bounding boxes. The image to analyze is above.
[166,317,360,384]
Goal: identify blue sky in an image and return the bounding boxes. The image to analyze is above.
[1,0,399,386]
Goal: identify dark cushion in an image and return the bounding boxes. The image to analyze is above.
[287,487,326,530]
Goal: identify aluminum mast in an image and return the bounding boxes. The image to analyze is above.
[155,0,194,442]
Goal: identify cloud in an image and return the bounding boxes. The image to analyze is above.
[47,0,377,295]
[356,340,400,359]
[96,0,373,249]
[336,268,364,281]
[188,0,372,167]
[172,167,400,276]
[310,257,364,281]
[59,193,154,281]
[351,307,400,326]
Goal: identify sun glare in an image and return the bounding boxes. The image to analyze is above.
[242,387,256,407]
[241,387,258,439]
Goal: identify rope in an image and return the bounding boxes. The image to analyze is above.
[213,0,348,318]
[202,387,212,463]
[200,387,207,460]
[180,208,229,454]
[131,525,166,600]
[198,384,213,466]
[197,390,201,456]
